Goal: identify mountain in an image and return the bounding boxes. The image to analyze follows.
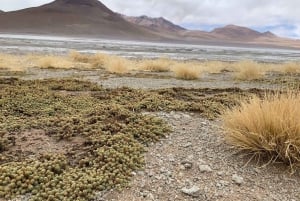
[0,0,299,49]
[0,10,4,13]
[120,15,186,33]
[0,0,162,40]
[210,25,276,41]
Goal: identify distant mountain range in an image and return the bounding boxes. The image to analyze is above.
[0,0,299,49]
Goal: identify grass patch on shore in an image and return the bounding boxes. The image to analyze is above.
[223,92,300,169]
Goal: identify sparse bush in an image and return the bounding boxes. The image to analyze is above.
[233,60,264,80]
[223,92,300,167]
[172,63,201,80]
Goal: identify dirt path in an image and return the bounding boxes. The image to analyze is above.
[101,112,300,201]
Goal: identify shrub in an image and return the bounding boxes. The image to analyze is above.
[172,63,201,80]
[222,92,300,167]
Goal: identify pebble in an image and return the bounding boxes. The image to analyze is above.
[232,174,244,185]
[199,164,212,173]
[181,185,201,197]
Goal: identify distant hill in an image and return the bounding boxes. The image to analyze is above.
[120,14,186,33]
[0,0,162,40]
[210,24,277,41]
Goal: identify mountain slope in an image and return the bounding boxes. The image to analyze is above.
[121,15,185,33]
[0,0,162,40]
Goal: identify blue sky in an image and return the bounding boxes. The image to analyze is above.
[1,0,299,39]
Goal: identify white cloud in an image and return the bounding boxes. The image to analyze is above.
[1,0,300,38]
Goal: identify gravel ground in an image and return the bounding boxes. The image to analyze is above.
[100,112,300,201]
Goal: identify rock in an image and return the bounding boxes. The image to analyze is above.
[199,164,212,173]
[183,142,192,148]
[232,174,244,185]
[181,185,201,197]
[181,161,193,169]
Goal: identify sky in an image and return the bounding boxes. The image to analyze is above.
[1,0,300,38]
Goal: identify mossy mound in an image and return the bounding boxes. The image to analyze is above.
[0,78,170,201]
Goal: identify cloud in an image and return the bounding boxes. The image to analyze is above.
[1,0,300,38]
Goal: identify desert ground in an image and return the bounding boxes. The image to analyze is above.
[1,38,300,201]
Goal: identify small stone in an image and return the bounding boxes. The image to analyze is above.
[199,164,212,173]
[183,142,192,148]
[232,174,244,185]
[181,185,201,197]
[181,161,193,169]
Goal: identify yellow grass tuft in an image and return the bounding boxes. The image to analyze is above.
[69,50,91,63]
[203,61,228,73]
[233,60,264,80]
[89,53,111,69]
[0,54,27,72]
[104,56,130,74]
[223,92,300,167]
[139,57,172,72]
[281,62,300,74]
[172,63,202,80]
[36,55,74,69]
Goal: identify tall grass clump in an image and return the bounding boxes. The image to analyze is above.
[0,54,26,71]
[36,55,74,69]
[203,61,229,73]
[69,50,91,63]
[281,62,300,74]
[172,63,201,80]
[139,57,172,72]
[233,60,264,80]
[104,56,130,74]
[89,53,111,69]
[223,92,300,167]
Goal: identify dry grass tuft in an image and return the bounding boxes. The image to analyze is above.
[172,63,202,80]
[223,92,300,167]
[281,62,300,74]
[139,57,172,72]
[0,54,27,71]
[104,56,130,74]
[89,53,111,69]
[69,50,91,63]
[36,55,74,69]
[203,61,229,73]
[233,60,264,80]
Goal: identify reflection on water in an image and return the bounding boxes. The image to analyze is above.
[0,34,300,63]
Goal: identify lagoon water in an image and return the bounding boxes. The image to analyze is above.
[0,34,300,63]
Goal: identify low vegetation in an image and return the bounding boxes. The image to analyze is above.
[172,63,202,80]
[233,60,264,80]
[139,57,172,72]
[0,77,254,200]
[223,92,300,168]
